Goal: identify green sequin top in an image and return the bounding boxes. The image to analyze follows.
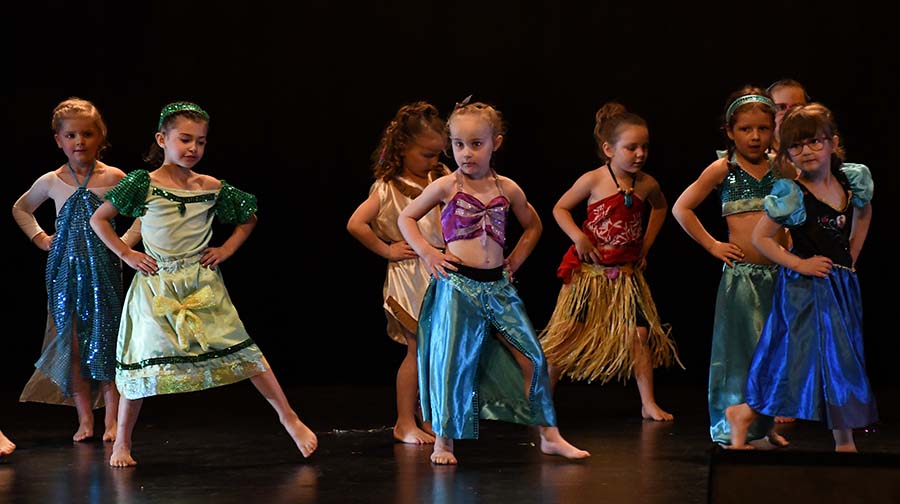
[105,170,257,224]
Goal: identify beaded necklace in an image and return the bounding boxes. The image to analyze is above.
[607,164,636,208]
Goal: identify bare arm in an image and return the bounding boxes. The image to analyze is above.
[672,158,744,265]
[639,178,667,266]
[90,201,157,275]
[201,214,257,268]
[120,218,142,248]
[398,176,457,277]
[504,181,541,275]
[552,171,600,263]
[752,215,831,278]
[849,203,872,267]
[347,189,417,262]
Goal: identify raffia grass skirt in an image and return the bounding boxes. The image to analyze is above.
[539,263,682,384]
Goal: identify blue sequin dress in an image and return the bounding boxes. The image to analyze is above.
[105,170,267,400]
[746,164,878,429]
[17,166,123,405]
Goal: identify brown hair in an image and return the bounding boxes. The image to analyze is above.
[593,102,647,162]
[776,103,845,174]
[372,101,446,181]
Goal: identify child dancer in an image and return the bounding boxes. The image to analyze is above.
[726,103,878,452]
[672,87,791,445]
[13,97,135,442]
[398,97,589,465]
[347,101,449,444]
[90,101,317,466]
[767,78,810,153]
[539,102,682,421]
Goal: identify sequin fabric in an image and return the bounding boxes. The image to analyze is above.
[106,170,265,399]
[719,153,778,216]
[38,176,123,394]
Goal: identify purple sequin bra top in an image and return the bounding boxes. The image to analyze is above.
[441,171,509,247]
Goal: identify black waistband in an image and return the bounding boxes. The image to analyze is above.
[451,263,505,282]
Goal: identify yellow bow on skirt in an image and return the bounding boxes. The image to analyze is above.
[152,285,216,351]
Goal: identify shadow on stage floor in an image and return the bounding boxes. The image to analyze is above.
[1,382,898,503]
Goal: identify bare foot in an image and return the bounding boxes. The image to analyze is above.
[0,432,15,456]
[103,422,117,443]
[109,441,137,467]
[641,404,674,422]
[431,436,457,465]
[775,416,796,423]
[393,421,435,445]
[421,421,436,437]
[835,443,857,453]
[283,414,317,458]
[73,419,94,442]
[539,427,590,459]
[725,404,755,449]
[766,429,790,447]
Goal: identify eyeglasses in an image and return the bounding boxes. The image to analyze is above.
[774,103,800,112]
[787,136,830,156]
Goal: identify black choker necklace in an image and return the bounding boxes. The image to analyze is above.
[607,164,636,208]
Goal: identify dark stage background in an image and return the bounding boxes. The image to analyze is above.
[8,2,899,399]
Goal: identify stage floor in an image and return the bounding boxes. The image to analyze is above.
[1,382,898,503]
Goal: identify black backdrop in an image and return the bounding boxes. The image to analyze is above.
[8,2,899,398]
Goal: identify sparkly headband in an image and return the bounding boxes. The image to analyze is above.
[725,95,776,122]
[158,102,209,130]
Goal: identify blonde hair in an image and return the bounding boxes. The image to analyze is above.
[447,100,506,138]
[51,97,110,156]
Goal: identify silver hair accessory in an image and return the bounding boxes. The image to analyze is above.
[455,94,473,109]
[725,95,776,122]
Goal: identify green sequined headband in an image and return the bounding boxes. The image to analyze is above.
[725,95,776,122]
[158,102,209,130]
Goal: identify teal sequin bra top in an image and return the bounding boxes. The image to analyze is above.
[719,154,778,216]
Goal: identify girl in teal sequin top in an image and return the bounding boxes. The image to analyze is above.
[672,86,795,447]
[90,101,317,467]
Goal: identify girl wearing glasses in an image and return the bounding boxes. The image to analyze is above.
[726,103,878,452]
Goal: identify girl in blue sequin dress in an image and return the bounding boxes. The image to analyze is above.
[726,103,878,452]
[13,97,136,443]
[90,102,317,466]
[672,87,794,446]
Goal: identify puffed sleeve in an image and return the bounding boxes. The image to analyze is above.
[104,170,151,217]
[840,163,874,208]
[763,178,806,227]
[215,181,258,225]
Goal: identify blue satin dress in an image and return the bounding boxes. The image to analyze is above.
[746,164,878,429]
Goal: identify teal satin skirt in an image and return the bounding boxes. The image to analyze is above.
[709,263,777,444]
[417,271,557,439]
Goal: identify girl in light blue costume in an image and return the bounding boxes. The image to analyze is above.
[673,86,793,446]
[13,98,137,443]
[398,98,589,465]
[90,102,317,466]
[726,103,878,452]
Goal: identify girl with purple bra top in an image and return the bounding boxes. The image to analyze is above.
[399,97,589,465]
[441,170,509,247]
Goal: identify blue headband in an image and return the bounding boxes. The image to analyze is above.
[725,95,776,122]
[158,102,209,130]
